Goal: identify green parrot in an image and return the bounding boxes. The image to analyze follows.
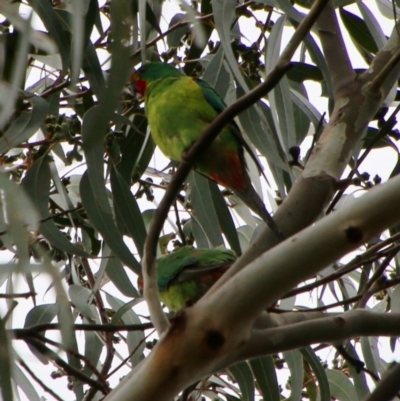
[138,246,236,312]
[131,62,282,238]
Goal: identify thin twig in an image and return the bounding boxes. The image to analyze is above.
[130,1,255,61]
[18,358,64,401]
[327,103,400,213]
[174,200,186,245]
[12,322,152,337]
[283,240,400,298]
[0,292,35,299]
[25,337,108,394]
[29,332,109,389]
[354,249,398,309]
[106,329,156,378]
[79,258,115,400]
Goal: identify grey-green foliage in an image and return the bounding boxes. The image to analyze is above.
[0,0,398,400]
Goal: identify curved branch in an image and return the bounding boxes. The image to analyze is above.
[222,310,400,365]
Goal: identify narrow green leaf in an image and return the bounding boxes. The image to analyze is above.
[183,0,213,75]
[237,88,285,168]
[287,62,324,83]
[82,41,106,102]
[188,218,209,248]
[339,8,378,54]
[361,336,379,376]
[212,0,249,92]
[106,293,145,366]
[375,0,400,19]
[301,347,331,401]
[209,180,241,255]
[228,362,255,401]
[291,88,325,132]
[81,0,135,278]
[118,114,153,183]
[289,82,311,144]
[0,14,31,131]
[70,0,88,84]
[26,0,70,73]
[249,356,280,401]
[189,172,224,248]
[111,167,147,257]
[111,298,144,325]
[203,47,231,100]
[82,0,132,229]
[106,256,140,298]
[283,349,304,401]
[80,171,141,273]
[357,2,386,50]
[83,327,103,378]
[22,156,90,257]
[167,13,190,47]
[13,363,41,401]
[303,31,333,99]
[131,0,162,36]
[0,172,38,266]
[326,369,358,401]
[24,303,58,328]
[0,96,48,154]
[266,16,295,151]
[344,343,370,400]
[84,0,99,44]
[24,303,58,364]
[68,285,96,320]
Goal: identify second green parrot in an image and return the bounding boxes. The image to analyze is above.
[138,246,236,312]
[131,62,282,238]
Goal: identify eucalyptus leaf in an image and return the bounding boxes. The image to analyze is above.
[228,362,255,401]
[326,369,358,401]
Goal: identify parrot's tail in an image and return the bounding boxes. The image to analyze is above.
[235,186,284,241]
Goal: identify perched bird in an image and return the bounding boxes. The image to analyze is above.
[131,62,282,238]
[138,246,237,312]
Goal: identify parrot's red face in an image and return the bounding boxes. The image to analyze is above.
[131,70,147,97]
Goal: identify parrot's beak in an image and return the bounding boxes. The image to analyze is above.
[130,70,147,98]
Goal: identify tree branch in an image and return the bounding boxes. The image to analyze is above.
[363,362,400,401]
[223,310,400,365]
[315,1,355,93]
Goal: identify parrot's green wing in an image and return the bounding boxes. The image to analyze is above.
[157,246,198,292]
[156,246,237,312]
[156,246,236,291]
[195,78,266,177]
[195,78,227,113]
[170,247,236,284]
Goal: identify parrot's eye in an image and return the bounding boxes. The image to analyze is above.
[137,65,147,76]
